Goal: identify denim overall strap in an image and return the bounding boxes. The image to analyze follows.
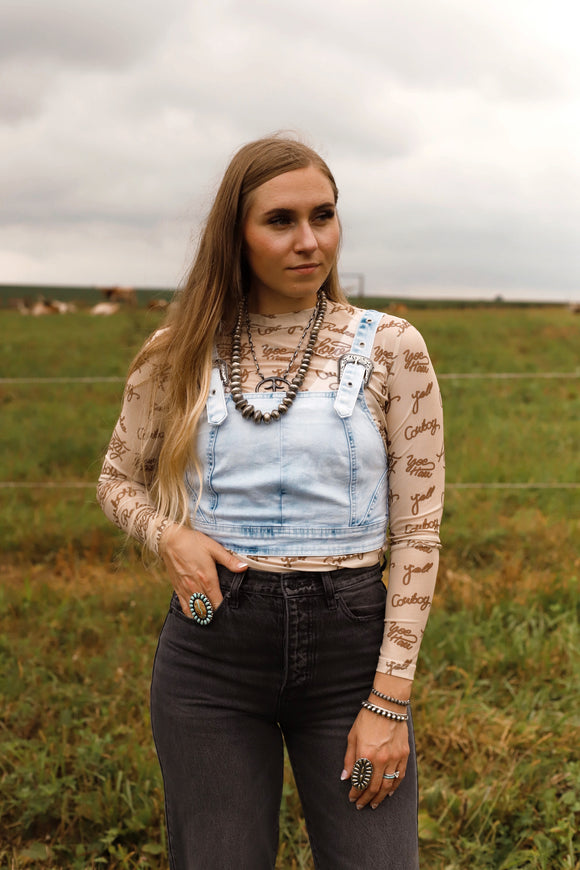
[334,309,382,419]
[206,360,228,425]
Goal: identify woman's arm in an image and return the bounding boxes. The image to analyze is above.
[343,320,444,809]
[97,362,247,611]
[96,362,171,553]
[378,322,444,678]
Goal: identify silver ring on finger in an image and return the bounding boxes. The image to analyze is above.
[352,758,373,790]
[189,592,214,625]
[382,770,400,780]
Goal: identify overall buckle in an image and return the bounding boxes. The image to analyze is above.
[337,353,374,386]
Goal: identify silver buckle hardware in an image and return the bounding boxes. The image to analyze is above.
[337,353,374,386]
[215,358,229,386]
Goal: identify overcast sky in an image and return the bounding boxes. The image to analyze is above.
[1,0,579,301]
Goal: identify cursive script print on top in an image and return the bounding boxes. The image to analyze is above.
[403,349,430,372]
[402,562,434,585]
[410,486,436,516]
[411,381,433,414]
[404,417,441,440]
[391,592,432,611]
[386,622,418,649]
[405,455,436,478]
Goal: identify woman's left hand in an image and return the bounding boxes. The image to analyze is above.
[342,709,410,810]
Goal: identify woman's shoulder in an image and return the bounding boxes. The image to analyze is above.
[127,328,172,388]
[331,301,425,348]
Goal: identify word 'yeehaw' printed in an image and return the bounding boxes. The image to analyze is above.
[403,349,429,373]
[386,623,418,649]
[406,455,436,478]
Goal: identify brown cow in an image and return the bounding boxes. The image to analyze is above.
[147,298,169,312]
[99,286,137,306]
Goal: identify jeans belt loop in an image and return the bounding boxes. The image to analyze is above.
[226,569,246,609]
[321,572,338,611]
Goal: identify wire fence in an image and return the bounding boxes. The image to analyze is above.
[2,372,577,490]
[1,481,578,490]
[2,372,579,385]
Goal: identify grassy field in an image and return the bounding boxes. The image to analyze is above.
[1,304,579,868]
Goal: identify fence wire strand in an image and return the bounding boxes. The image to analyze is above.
[2,371,577,491]
[1,372,579,385]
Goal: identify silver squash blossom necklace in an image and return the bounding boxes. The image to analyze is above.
[229,289,327,424]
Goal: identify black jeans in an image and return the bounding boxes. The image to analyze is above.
[150,564,419,869]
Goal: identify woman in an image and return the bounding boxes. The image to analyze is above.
[97,135,444,869]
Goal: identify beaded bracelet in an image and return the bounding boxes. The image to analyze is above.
[371,688,410,707]
[361,700,409,722]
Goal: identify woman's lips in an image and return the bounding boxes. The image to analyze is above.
[288,264,319,275]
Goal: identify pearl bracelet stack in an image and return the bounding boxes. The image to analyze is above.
[361,699,409,722]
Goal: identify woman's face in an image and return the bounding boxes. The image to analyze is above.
[242,165,340,314]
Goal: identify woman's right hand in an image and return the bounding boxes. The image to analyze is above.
[158,525,248,617]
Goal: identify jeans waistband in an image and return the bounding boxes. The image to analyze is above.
[218,562,384,610]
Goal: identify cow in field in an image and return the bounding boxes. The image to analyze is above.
[147,298,169,312]
[99,286,137,306]
[15,297,77,315]
[91,302,120,316]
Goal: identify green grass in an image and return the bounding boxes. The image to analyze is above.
[0,305,579,868]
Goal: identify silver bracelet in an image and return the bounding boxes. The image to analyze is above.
[361,699,409,722]
[370,688,410,707]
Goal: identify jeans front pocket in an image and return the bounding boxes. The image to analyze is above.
[168,590,229,627]
[336,569,387,622]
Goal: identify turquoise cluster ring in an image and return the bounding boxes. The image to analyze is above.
[189,592,214,626]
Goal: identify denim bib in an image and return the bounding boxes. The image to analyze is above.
[186,310,388,556]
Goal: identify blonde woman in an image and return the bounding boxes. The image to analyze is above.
[98,135,444,869]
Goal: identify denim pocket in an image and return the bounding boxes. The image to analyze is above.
[336,571,386,622]
[168,591,228,626]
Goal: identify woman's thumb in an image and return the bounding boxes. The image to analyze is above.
[214,544,248,572]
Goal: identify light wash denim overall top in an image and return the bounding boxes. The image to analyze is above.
[186,309,388,556]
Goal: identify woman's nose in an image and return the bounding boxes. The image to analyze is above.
[293,221,318,252]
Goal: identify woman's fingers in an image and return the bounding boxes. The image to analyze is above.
[174,549,225,616]
[345,711,410,809]
[159,527,247,616]
[371,759,408,808]
[207,537,248,573]
[349,757,406,809]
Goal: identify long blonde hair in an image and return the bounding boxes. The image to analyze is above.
[132,135,347,540]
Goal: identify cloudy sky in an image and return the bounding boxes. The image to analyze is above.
[1,0,579,301]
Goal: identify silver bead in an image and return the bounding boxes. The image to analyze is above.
[242,405,254,418]
[253,409,263,423]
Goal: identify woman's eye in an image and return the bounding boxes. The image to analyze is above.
[314,210,335,223]
[268,215,292,226]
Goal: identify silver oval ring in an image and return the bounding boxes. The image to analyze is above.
[382,771,400,780]
[351,757,373,790]
[189,592,214,626]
